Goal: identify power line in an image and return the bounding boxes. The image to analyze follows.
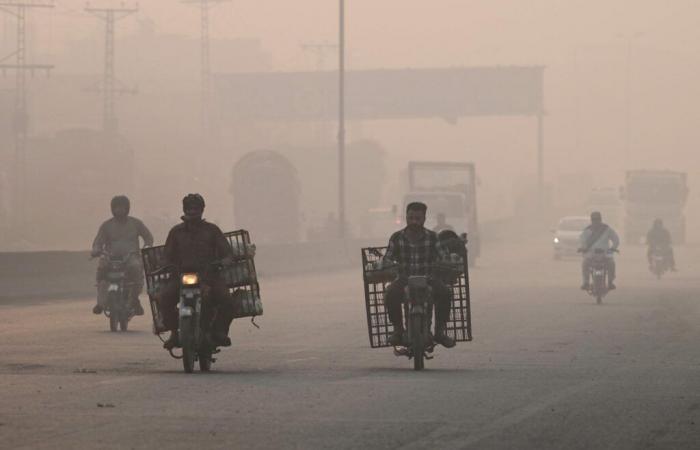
[182,0,229,138]
[0,0,54,230]
[85,3,137,135]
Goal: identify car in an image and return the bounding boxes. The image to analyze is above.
[552,216,589,259]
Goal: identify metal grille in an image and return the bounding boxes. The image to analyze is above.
[141,245,171,334]
[361,246,472,348]
[223,230,262,319]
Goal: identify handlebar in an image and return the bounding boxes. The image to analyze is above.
[147,260,229,277]
[577,248,620,254]
[90,250,140,260]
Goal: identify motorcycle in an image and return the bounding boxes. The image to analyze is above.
[649,247,669,279]
[586,248,617,304]
[96,251,139,332]
[384,261,461,371]
[150,261,226,373]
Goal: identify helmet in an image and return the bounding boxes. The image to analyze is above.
[590,211,602,222]
[182,193,205,211]
[110,195,130,216]
[653,218,663,227]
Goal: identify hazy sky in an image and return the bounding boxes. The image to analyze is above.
[3,0,700,248]
[8,1,700,71]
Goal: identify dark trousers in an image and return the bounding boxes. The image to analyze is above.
[385,278,452,330]
[159,278,234,335]
[648,245,675,269]
[582,256,616,284]
[96,255,144,307]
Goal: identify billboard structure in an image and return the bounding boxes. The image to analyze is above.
[213,67,545,198]
[213,66,544,121]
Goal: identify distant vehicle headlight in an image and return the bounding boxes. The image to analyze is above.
[181,273,199,285]
[553,237,560,244]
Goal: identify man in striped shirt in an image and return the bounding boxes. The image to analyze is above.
[383,202,456,348]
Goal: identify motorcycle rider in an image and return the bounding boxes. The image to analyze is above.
[647,218,676,271]
[159,194,235,350]
[91,195,154,315]
[579,211,620,290]
[383,202,456,348]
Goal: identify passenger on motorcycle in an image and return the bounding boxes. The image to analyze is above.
[91,195,153,315]
[384,202,456,348]
[432,213,455,233]
[160,194,235,350]
[647,218,676,271]
[579,211,620,290]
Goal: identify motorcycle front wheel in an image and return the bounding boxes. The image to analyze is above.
[411,314,425,371]
[180,318,196,374]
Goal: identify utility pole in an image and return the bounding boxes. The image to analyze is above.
[337,0,346,239]
[85,3,138,135]
[0,0,54,230]
[182,0,229,139]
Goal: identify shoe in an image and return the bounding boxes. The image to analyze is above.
[608,283,616,290]
[211,332,231,347]
[163,332,179,350]
[92,304,103,314]
[132,299,145,316]
[580,283,590,290]
[389,329,404,346]
[434,329,456,348]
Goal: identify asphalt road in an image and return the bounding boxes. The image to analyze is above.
[2,241,700,449]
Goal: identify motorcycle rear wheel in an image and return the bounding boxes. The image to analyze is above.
[119,314,129,331]
[411,314,425,371]
[199,350,212,372]
[180,318,196,374]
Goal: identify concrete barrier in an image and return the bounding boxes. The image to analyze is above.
[0,239,380,301]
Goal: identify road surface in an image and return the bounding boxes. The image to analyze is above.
[2,241,700,449]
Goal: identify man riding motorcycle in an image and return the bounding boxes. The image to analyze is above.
[159,194,236,350]
[579,211,620,290]
[647,218,676,271]
[383,202,456,349]
[91,195,153,315]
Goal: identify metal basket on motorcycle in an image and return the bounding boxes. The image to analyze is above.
[361,246,472,349]
[222,230,262,319]
[141,245,172,334]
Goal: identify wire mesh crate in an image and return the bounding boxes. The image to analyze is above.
[141,245,171,334]
[141,229,263,334]
[223,230,262,318]
[361,246,472,348]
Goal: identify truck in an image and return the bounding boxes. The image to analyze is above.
[404,161,479,265]
[231,150,301,244]
[622,170,688,244]
[586,187,623,229]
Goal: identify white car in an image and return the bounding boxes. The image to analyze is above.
[552,216,590,259]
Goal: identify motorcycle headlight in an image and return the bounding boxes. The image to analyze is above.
[553,237,560,244]
[181,273,199,285]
